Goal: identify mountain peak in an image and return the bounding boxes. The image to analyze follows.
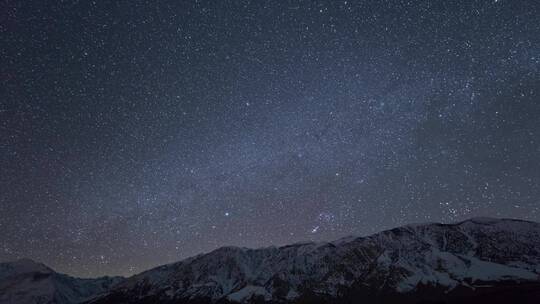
[0,258,52,276]
[0,259,122,304]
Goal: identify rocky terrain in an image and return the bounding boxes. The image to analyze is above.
[2,217,539,304]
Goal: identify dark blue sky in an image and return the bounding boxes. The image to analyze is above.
[1,0,539,277]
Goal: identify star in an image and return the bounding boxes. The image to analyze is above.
[1,0,537,278]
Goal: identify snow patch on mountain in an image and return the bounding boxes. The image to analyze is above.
[227,285,270,302]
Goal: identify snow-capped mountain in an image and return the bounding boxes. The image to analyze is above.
[87,217,540,304]
[2,218,539,304]
[0,259,122,304]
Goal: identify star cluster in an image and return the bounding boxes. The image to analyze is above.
[1,0,539,277]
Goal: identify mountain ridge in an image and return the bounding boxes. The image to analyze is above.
[90,217,540,303]
[2,217,540,304]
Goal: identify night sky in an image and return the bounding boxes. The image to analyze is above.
[1,0,539,278]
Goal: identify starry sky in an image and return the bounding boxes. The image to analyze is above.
[1,0,539,278]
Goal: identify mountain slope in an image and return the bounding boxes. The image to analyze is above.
[87,217,540,304]
[0,259,122,304]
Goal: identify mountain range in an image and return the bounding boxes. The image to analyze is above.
[0,259,121,304]
[2,217,539,304]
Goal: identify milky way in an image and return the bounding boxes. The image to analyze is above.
[1,1,539,277]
